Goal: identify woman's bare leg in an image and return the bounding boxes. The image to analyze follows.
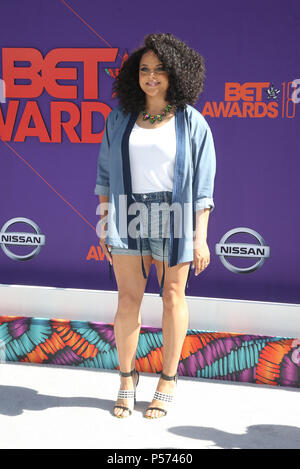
[112,253,153,417]
[145,259,190,418]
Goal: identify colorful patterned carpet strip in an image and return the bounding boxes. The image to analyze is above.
[0,316,299,388]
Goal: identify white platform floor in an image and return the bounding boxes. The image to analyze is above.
[0,361,299,449]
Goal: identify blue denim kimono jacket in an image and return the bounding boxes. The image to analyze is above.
[94,104,216,297]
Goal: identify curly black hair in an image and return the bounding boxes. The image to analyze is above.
[112,32,206,114]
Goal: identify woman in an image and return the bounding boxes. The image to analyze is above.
[94,33,216,419]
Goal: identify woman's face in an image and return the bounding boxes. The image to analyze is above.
[139,50,169,101]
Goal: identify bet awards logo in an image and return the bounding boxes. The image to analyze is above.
[215,227,270,273]
[0,217,46,261]
[202,81,298,119]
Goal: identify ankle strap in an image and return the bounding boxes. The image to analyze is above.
[119,368,136,377]
[159,371,178,381]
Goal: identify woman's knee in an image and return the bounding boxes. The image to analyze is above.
[117,291,143,314]
[162,287,186,311]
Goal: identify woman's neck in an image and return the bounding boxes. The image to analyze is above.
[144,96,170,116]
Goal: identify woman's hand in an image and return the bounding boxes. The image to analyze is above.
[192,240,210,276]
[98,218,113,265]
[100,239,113,265]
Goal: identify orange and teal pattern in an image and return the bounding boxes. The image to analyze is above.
[0,316,299,388]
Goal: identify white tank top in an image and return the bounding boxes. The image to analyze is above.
[128,116,176,193]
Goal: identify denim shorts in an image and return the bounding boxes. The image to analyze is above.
[110,191,172,261]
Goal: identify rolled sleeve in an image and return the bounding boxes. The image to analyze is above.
[94,112,112,196]
[194,197,215,212]
[192,124,216,213]
[94,184,110,196]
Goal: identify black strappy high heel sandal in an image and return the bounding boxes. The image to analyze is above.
[113,368,140,418]
[144,371,178,419]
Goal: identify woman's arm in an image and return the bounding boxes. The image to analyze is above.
[191,118,216,275]
[95,111,113,264]
[94,108,117,197]
[94,109,118,264]
[98,194,112,264]
[192,123,216,214]
[192,208,211,276]
[193,208,210,247]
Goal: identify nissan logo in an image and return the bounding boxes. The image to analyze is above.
[215,227,270,273]
[0,217,46,261]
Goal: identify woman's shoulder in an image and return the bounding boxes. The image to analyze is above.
[106,104,131,128]
[107,104,124,120]
[184,104,209,127]
[184,104,213,138]
[108,104,130,122]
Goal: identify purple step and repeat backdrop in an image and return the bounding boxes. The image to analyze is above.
[0,0,299,304]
